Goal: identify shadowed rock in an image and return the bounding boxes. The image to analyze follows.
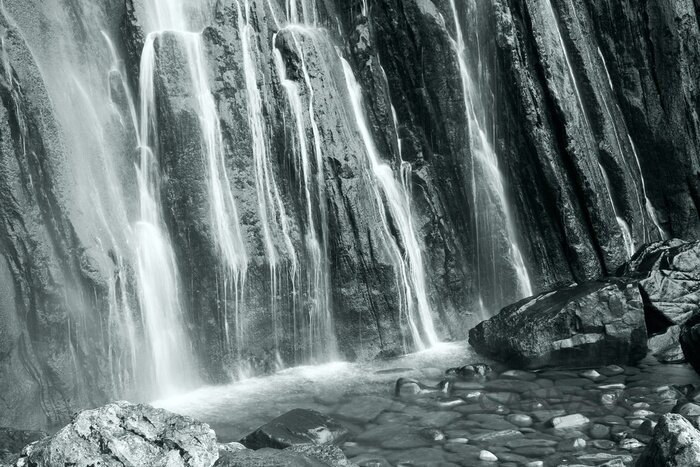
[469,280,647,369]
[240,409,348,450]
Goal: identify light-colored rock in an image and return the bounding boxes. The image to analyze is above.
[550,413,590,429]
[636,413,700,466]
[479,450,498,462]
[15,401,217,467]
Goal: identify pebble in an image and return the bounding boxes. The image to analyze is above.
[506,414,533,428]
[677,402,700,418]
[590,439,615,449]
[557,437,586,451]
[599,365,625,376]
[589,423,610,439]
[500,370,537,381]
[524,463,544,467]
[550,413,590,429]
[479,450,498,462]
[619,438,645,450]
[580,369,605,382]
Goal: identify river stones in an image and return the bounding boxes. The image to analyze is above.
[550,414,590,429]
[241,409,348,449]
[469,280,647,369]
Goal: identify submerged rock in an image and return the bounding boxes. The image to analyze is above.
[469,280,647,369]
[214,444,357,467]
[14,401,218,467]
[636,413,700,466]
[240,409,348,450]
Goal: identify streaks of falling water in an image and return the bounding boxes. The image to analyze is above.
[141,0,249,376]
[597,46,669,241]
[236,0,298,364]
[340,55,438,350]
[447,1,533,300]
[273,26,336,361]
[136,35,196,395]
[542,0,636,258]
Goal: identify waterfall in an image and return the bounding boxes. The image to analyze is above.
[273,26,337,361]
[136,35,196,394]
[542,0,636,258]
[339,55,438,350]
[447,1,533,306]
[597,47,669,241]
[236,0,297,366]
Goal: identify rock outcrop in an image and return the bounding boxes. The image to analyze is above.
[636,413,700,466]
[469,280,647,368]
[13,401,218,467]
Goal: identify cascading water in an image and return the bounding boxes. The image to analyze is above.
[235,0,298,367]
[340,55,438,350]
[136,35,196,394]
[447,0,533,310]
[272,25,337,360]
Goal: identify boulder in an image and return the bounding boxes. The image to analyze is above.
[636,413,700,466]
[469,280,647,369]
[620,240,700,329]
[240,409,348,450]
[14,401,218,467]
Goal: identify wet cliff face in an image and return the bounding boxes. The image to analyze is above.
[0,0,698,428]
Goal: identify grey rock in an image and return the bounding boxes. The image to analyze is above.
[240,409,348,450]
[14,401,217,467]
[636,414,700,466]
[469,280,647,369]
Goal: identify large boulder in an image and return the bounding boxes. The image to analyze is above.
[14,401,218,467]
[240,409,348,450]
[620,239,700,328]
[469,280,647,369]
[636,413,700,466]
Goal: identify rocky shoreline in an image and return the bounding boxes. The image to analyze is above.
[4,239,700,466]
[3,359,700,466]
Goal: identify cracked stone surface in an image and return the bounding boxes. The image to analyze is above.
[14,401,218,467]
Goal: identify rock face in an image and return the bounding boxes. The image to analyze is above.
[240,409,348,450]
[469,280,647,368]
[621,240,700,327]
[636,413,700,466]
[1,0,700,427]
[14,401,218,467]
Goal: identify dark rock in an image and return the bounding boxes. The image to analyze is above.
[636,413,700,466]
[622,240,700,330]
[14,401,218,467]
[0,428,46,463]
[469,280,647,369]
[240,409,348,450]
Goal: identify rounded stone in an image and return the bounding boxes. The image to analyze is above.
[506,414,533,428]
[479,450,498,462]
[590,423,610,439]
